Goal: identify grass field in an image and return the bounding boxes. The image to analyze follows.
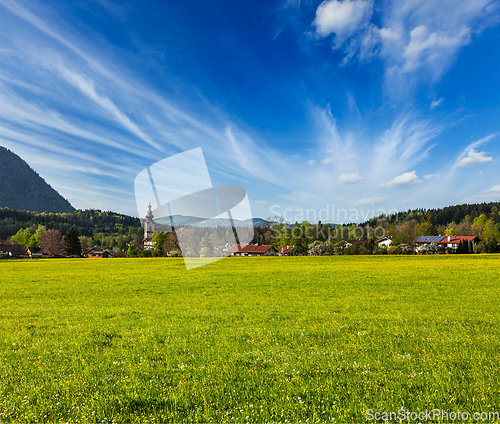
[0,255,499,423]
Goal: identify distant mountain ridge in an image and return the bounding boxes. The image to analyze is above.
[0,146,74,213]
[155,215,264,228]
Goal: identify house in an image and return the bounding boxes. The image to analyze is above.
[81,247,93,257]
[279,245,294,256]
[415,235,448,253]
[376,237,393,249]
[415,235,480,254]
[438,235,480,253]
[88,250,110,258]
[82,247,110,258]
[227,244,277,256]
[334,240,352,249]
[26,247,45,259]
[0,244,26,257]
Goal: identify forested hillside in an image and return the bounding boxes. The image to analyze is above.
[383,202,500,226]
[0,146,74,213]
[0,208,141,241]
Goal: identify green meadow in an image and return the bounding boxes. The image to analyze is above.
[0,255,499,423]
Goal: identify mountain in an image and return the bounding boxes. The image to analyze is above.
[155,215,265,228]
[0,146,74,213]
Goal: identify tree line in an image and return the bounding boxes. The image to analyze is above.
[0,208,142,244]
[251,207,500,255]
[2,202,499,257]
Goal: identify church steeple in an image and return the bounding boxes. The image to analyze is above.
[146,202,154,223]
[144,202,155,249]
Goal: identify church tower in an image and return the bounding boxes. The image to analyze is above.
[144,202,155,249]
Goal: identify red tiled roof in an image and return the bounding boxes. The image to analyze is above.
[279,245,293,253]
[227,244,275,253]
[438,236,479,244]
[0,244,24,250]
[0,244,26,255]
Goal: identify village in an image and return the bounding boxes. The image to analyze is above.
[1,204,497,259]
[224,234,481,257]
[0,233,482,259]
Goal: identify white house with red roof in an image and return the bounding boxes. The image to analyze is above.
[278,245,294,256]
[0,244,26,257]
[227,244,277,256]
[415,235,480,253]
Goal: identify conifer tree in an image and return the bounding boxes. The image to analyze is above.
[63,227,82,257]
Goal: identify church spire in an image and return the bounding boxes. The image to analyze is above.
[144,202,155,249]
[146,201,154,222]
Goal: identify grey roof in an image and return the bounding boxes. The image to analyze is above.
[416,236,446,242]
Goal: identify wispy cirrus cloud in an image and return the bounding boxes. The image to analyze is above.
[351,196,384,207]
[423,173,438,180]
[371,113,440,182]
[56,66,163,151]
[0,0,498,221]
[321,154,358,164]
[430,98,444,109]
[461,183,500,203]
[0,0,300,215]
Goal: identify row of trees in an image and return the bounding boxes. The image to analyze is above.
[0,207,141,241]
[383,202,500,227]
[250,208,500,255]
[8,226,82,257]
[6,223,144,253]
[4,204,500,257]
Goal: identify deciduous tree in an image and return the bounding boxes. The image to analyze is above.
[40,229,64,256]
[416,212,438,236]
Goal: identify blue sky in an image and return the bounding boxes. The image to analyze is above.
[0,0,499,222]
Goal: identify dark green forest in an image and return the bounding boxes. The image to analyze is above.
[0,208,141,241]
[382,202,500,226]
[0,146,74,213]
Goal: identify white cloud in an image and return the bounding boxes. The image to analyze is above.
[351,196,384,207]
[313,0,373,45]
[379,171,420,188]
[338,172,362,184]
[308,159,315,165]
[452,133,497,171]
[423,173,437,180]
[461,183,500,203]
[321,154,357,164]
[371,113,440,181]
[312,0,498,80]
[0,0,307,215]
[403,24,471,73]
[487,185,500,193]
[457,149,493,167]
[430,98,444,109]
[254,200,268,206]
[57,66,163,151]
